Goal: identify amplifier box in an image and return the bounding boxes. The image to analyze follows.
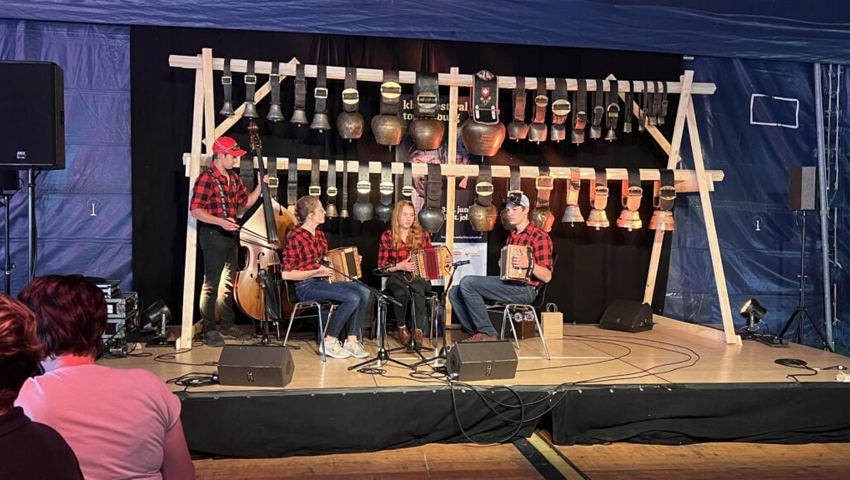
[106,291,138,317]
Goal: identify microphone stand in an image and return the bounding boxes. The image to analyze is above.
[316,260,412,371]
[412,261,466,370]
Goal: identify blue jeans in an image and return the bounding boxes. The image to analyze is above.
[295,279,372,338]
[449,275,537,336]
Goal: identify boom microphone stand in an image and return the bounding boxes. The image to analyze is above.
[413,260,469,369]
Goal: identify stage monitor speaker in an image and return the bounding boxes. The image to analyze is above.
[0,61,65,170]
[599,299,654,333]
[217,345,295,387]
[446,340,518,381]
[788,166,816,211]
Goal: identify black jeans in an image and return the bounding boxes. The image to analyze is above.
[385,273,432,331]
[198,226,239,333]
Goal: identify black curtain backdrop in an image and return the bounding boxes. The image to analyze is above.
[130,26,681,326]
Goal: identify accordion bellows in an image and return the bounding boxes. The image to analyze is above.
[326,246,362,283]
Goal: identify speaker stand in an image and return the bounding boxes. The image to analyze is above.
[777,211,829,349]
[26,168,36,282]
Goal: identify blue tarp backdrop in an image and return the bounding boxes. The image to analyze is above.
[0,2,847,350]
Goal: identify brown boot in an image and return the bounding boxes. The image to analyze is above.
[413,329,425,350]
[396,325,411,346]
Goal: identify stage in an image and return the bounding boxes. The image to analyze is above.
[104,316,850,458]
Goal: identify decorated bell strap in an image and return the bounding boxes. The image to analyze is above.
[409,72,444,150]
[219,58,234,117]
[659,81,669,125]
[550,78,570,142]
[310,65,330,132]
[472,69,499,124]
[291,63,307,125]
[267,61,284,122]
[353,161,374,222]
[461,70,506,156]
[624,81,635,134]
[340,160,350,218]
[639,80,649,132]
[591,169,609,209]
[649,81,661,126]
[372,70,404,147]
[508,76,529,141]
[326,160,338,218]
[590,79,604,140]
[528,77,548,143]
[376,162,394,222]
[622,169,643,211]
[401,162,414,198]
[243,60,259,119]
[337,67,364,141]
[500,165,523,230]
[572,79,587,144]
[418,163,445,234]
[654,169,676,211]
[475,164,495,207]
[566,167,582,206]
[605,79,620,142]
[287,158,298,212]
[309,159,321,197]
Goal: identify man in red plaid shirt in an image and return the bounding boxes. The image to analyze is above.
[281,196,372,359]
[190,136,262,347]
[449,193,554,342]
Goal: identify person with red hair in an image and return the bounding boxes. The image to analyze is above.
[15,275,195,480]
[0,294,82,479]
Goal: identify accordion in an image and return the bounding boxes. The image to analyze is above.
[500,245,533,281]
[326,246,362,283]
[410,246,451,281]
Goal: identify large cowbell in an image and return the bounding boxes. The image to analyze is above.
[460,70,505,157]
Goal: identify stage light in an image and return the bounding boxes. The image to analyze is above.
[738,298,767,337]
[142,299,173,345]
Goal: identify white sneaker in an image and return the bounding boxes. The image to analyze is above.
[343,339,369,359]
[322,339,351,359]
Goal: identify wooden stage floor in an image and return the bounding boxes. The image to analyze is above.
[106,315,850,392]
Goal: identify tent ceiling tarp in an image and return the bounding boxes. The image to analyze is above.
[4,0,850,64]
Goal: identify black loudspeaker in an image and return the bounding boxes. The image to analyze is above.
[1,169,19,195]
[599,299,654,333]
[446,341,518,381]
[788,166,816,211]
[217,345,295,387]
[0,61,65,169]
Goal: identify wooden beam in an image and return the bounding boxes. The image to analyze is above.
[444,67,459,325]
[686,101,740,345]
[169,54,716,95]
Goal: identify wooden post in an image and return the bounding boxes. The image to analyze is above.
[444,67,459,324]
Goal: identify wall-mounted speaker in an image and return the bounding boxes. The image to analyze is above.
[446,340,518,381]
[217,345,295,387]
[0,61,65,170]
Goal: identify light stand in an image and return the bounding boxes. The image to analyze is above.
[777,211,828,348]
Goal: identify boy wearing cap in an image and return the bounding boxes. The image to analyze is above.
[190,136,263,347]
[448,193,554,341]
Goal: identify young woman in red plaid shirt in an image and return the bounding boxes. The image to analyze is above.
[190,136,262,347]
[377,200,435,349]
[281,196,371,359]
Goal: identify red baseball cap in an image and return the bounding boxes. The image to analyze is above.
[213,136,247,157]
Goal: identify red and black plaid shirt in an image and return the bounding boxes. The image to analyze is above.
[508,222,554,288]
[282,226,328,272]
[190,167,249,220]
[377,230,433,267]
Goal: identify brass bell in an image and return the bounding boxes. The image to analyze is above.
[460,119,506,157]
[336,112,364,141]
[418,207,445,234]
[604,128,617,142]
[549,124,566,143]
[244,101,259,119]
[326,202,338,218]
[507,121,529,141]
[616,209,642,231]
[531,207,555,232]
[290,109,308,126]
[589,124,602,140]
[649,210,676,231]
[310,112,331,132]
[527,123,547,144]
[561,204,585,226]
[371,115,405,147]
[340,207,349,219]
[571,129,585,145]
[409,118,445,150]
[469,202,498,232]
[500,208,513,231]
[267,103,284,122]
[586,208,610,230]
[219,100,234,117]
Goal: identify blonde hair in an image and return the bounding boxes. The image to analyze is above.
[296,195,322,224]
[391,200,426,249]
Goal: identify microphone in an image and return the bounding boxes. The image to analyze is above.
[378,262,398,272]
[451,260,470,268]
[319,259,331,267]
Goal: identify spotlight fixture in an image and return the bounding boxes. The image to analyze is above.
[739,298,767,335]
[142,299,173,346]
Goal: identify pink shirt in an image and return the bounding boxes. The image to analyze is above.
[16,363,181,480]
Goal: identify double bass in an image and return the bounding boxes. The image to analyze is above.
[233,121,296,323]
